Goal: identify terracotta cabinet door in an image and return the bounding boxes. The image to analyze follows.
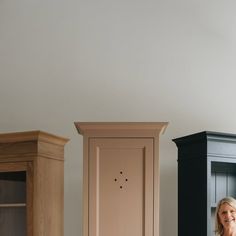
[75,122,168,236]
[89,138,154,236]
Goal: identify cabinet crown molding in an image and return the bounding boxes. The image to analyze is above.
[0,130,69,146]
[75,122,168,137]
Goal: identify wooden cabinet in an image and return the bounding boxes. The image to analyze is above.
[75,122,168,236]
[0,131,69,236]
[173,131,236,236]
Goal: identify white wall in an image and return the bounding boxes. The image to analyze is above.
[1,0,236,235]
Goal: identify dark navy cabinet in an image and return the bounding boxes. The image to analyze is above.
[173,131,236,236]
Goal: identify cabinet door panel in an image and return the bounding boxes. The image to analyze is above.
[0,162,28,236]
[0,207,26,236]
[89,138,153,236]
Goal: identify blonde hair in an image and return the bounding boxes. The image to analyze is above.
[215,197,236,235]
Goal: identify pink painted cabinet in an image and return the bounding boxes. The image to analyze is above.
[75,122,168,236]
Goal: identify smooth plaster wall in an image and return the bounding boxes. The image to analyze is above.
[1,0,236,235]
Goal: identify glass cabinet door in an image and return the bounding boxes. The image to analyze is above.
[0,162,31,236]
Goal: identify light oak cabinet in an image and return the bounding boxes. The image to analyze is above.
[75,122,168,236]
[0,130,69,236]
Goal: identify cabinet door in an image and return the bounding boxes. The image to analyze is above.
[89,138,154,236]
[0,162,33,236]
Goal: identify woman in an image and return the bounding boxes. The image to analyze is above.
[215,197,236,236]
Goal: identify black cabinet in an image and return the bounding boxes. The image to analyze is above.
[173,131,236,236]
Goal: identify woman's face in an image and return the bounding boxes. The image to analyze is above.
[218,202,236,229]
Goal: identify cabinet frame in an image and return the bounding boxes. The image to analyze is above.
[75,122,168,236]
[0,161,33,236]
[0,130,68,236]
[173,131,236,236]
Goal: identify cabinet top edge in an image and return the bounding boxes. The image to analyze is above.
[74,122,168,136]
[172,131,236,145]
[0,130,69,145]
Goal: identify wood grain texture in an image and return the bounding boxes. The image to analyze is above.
[33,157,64,236]
[0,130,69,145]
[0,131,68,162]
[0,131,68,236]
